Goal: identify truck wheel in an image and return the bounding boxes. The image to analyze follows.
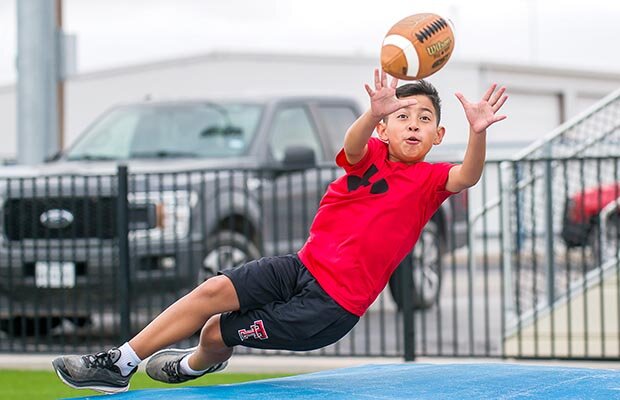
[389,219,443,310]
[198,230,261,284]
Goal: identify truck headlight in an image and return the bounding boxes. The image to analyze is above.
[128,191,197,240]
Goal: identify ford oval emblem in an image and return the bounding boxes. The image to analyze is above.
[40,209,74,229]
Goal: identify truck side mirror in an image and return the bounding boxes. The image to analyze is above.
[281,146,316,170]
[45,151,63,163]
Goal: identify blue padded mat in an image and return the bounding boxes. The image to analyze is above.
[72,363,620,399]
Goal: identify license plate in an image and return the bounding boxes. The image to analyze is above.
[35,262,76,288]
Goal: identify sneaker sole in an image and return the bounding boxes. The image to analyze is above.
[148,346,198,359]
[52,359,129,394]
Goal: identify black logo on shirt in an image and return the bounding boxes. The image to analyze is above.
[347,164,388,194]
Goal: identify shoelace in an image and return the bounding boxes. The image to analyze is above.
[204,362,224,373]
[82,351,116,370]
[162,360,184,383]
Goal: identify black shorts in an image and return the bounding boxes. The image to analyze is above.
[218,254,359,351]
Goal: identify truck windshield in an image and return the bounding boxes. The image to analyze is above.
[65,103,263,160]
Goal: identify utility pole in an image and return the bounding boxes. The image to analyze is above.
[56,0,64,150]
[16,0,62,164]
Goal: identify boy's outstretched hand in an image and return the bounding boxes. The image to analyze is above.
[365,69,417,120]
[455,84,508,134]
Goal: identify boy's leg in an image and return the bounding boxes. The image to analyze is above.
[52,275,239,393]
[146,314,232,384]
[144,254,308,385]
[130,275,239,358]
[191,314,233,369]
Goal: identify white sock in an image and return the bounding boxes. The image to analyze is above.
[116,343,142,376]
[179,354,209,376]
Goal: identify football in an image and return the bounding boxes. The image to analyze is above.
[380,13,455,80]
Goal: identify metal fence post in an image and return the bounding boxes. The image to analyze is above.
[543,147,555,307]
[117,165,131,342]
[500,162,515,322]
[401,260,416,361]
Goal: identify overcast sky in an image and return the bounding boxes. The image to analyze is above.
[1,0,619,86]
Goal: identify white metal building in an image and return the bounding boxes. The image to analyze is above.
[0,51,619,162]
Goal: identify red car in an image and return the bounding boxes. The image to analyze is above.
[562,182,620,264]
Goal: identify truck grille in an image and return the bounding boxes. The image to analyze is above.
[3,197,117,240]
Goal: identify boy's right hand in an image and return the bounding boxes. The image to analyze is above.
[365,69,417,120]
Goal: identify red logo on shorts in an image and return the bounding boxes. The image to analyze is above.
[238,320,269,341]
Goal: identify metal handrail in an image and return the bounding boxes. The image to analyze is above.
[513,87,620,160]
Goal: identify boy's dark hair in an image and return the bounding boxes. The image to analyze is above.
[395,80,442,124]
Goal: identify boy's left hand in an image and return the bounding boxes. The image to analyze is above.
[455,84,508,134]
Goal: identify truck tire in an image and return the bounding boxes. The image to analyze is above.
[198,230,261,284]
[388,219,443,310]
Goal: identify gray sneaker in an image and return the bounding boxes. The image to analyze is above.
[52,348,137,394]
[146,348,228,384]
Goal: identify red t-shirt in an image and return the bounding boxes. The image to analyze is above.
[298,137,456,316]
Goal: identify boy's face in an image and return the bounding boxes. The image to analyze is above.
[376,95,445,164]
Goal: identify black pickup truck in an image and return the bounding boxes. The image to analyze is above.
[0,96,467,334]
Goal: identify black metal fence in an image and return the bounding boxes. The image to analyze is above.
[1,158,619,360]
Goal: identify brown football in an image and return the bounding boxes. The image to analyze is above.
[381,13,455,80]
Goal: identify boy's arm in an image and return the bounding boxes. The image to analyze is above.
[342,110,381,165]
[445,84,508,193]
[343,69,417,165]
